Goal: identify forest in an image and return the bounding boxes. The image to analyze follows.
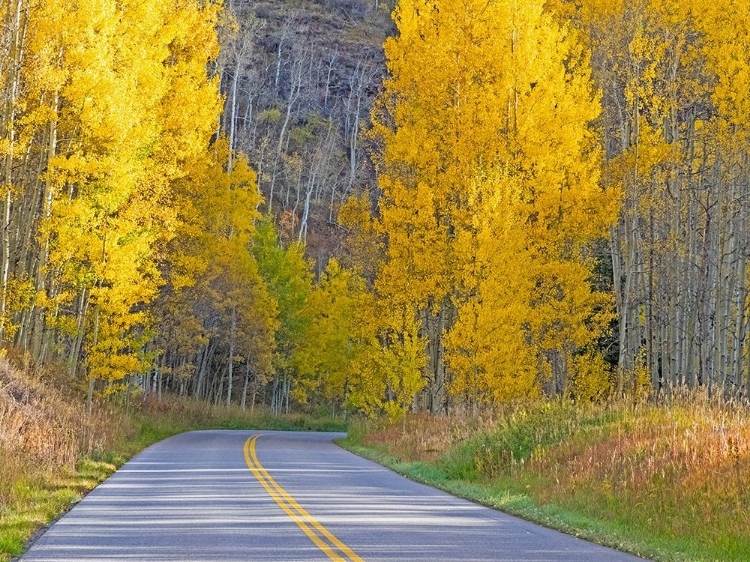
[0,0,749,420]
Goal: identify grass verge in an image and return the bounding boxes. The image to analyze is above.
[338,396,750,562]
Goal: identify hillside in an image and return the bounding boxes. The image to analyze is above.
[218,0,392,266]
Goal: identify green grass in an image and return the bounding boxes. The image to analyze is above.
[0,460,115,559]
[338,398,750,562]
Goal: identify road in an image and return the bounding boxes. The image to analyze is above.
[22,430,644,561]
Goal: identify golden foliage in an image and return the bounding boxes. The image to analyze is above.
[0,0,224,388]
[369,0,616,409]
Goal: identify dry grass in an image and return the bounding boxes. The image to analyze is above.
[356,394,750,560]
[362,413,498,462]
[526,397,750,558]
[0,353,137,560]
[0,355,134,507]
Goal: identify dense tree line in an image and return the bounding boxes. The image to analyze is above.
[346,0,750,412]
[361,0,614,414]
[2,0,749,419]
[0,0,226,408]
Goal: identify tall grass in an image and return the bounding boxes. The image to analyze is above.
[0,354,139,560]
[0,356,133,506]
[347,394,750,561]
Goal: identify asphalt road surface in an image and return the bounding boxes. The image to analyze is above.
[22,430,645,561]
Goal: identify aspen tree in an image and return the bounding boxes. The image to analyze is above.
[252,217,314,413]
[580,0,750,396]
[0,0,223,407]
[371,0,614,410]
[294,259,377,412]
[159,139,276,404]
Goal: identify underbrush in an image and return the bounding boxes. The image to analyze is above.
[0,356,346,561]
[343,394,750,561]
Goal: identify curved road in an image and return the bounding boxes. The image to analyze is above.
[22,431,644,561]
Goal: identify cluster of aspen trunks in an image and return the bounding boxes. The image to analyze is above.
[597,0,750,397]
[388,0,750,409]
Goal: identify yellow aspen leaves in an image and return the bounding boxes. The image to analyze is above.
[370,0,615,411]
[4,0,744,415]
[0,0,223,397]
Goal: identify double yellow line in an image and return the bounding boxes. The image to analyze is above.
[243,435,362,562]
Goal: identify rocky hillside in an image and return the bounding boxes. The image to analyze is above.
[219,0,392,268]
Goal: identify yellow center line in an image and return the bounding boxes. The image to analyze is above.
[243,435,363,562]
